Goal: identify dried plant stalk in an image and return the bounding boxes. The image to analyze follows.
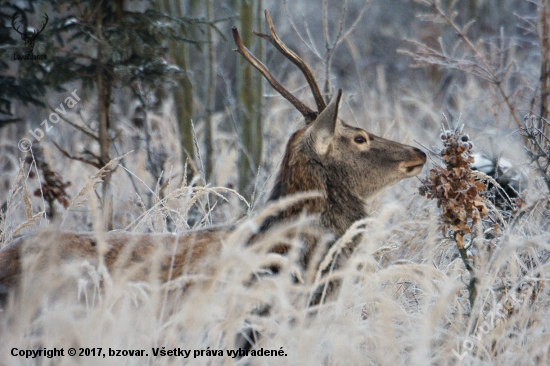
[420,124,488,307]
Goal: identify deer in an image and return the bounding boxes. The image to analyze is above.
[0,10,426,309]
[12,12,49,55]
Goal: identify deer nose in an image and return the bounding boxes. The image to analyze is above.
[413,147,427,159]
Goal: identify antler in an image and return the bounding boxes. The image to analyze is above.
[11,12,48,38]
[232,10,326,124]
[254,10,326,113]
[11,12,25,36]
[35,13,49,37]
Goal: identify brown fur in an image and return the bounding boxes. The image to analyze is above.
[0,91,425,303]
[0,27,426,304]
[261,92,426,275]
[0,228,227,295]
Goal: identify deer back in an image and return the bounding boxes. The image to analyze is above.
[0,228,227,304]
[0,10,426,303]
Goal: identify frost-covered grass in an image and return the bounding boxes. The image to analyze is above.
[1,76,549,365]
[1,1,550,364]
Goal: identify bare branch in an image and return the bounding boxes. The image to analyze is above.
[52,140,102,169]
[46,103,98,140]
[430,3,522,130]
[405,1,524,134]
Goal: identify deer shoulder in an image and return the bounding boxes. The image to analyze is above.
[0,10,426,303]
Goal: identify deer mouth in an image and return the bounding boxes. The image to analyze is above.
[406,163,424,173]
[401,148,427,176]
[400,161,425,176]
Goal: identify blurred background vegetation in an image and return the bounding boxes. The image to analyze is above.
[0,0,547,231]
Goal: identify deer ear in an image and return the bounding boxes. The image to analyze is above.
[309,89,343,155]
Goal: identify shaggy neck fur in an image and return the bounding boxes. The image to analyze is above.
[265,129,367,237]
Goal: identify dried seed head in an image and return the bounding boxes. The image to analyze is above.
[419,127,488,248]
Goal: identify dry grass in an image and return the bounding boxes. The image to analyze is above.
[1,77,549,366]
[1,3,550,364]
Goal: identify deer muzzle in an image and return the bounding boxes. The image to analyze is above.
[399,147,427,177]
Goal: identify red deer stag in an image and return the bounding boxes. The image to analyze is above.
[0,10,426,305]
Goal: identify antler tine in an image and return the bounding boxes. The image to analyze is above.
[12,13,24,36]
[232,26,318,123]
[254,10,326,113]
[38,13,49,34]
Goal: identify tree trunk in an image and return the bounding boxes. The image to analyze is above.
[204,0,215,181]
[97,4,113,231]
[253,0,263,172]
[238,0,263,194]
[540,0,550,128]
[161,0,195,181]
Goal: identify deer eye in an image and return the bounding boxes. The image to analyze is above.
[354,135,367,144]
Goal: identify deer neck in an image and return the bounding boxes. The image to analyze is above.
[321,173,367,236]
[265,130,367,237]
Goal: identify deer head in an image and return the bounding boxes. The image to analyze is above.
[233,11,426,238]
[12,12,49,55]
